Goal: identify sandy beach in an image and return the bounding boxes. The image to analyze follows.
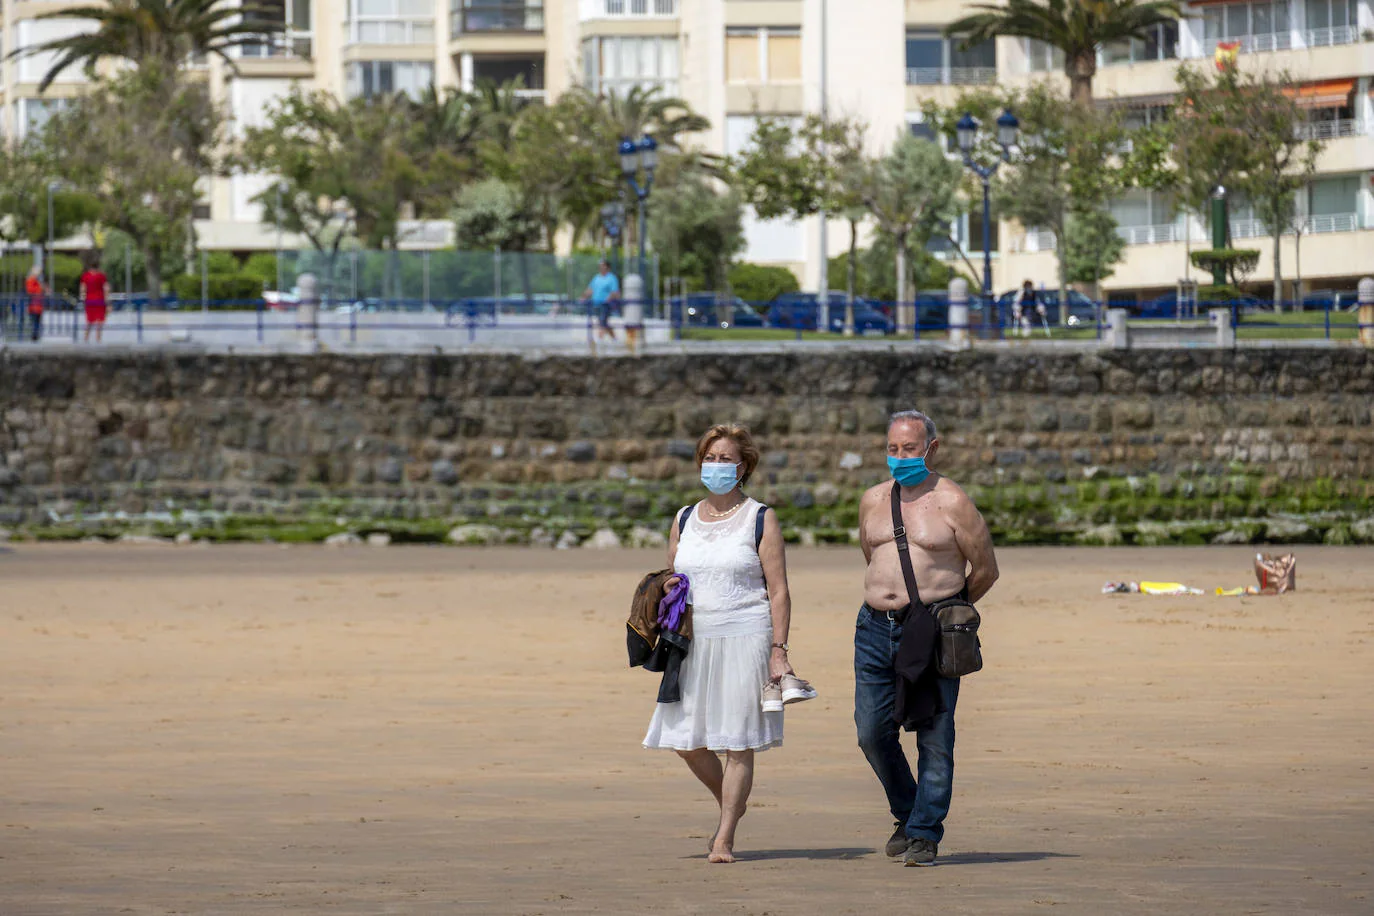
[1,543,1371,915]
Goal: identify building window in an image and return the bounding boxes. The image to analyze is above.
[20,98,70,137]
[241,0,314,58]
[1121,104,1171,131]
[473,55,545,92]
[1102,21,1178,65]
[725,27,801,84]
[907,31,996,85]
[349,0,436,45]
[582,36,679,96]
[1305,0,1360,46]
[1203,1,1293,52]
[1026,39,1064,73]
[346,60,435,98]
[454,1,544,37]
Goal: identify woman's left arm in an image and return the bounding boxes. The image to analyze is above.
[757,508,794,680]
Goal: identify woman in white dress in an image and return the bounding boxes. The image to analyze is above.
[642,423,795,863]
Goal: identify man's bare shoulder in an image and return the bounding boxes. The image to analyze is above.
[932,475,984,518]
[860,481,893,509]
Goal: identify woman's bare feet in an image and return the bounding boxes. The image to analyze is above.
[707,841,735,864]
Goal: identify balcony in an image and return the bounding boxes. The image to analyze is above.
[452,3,544,37]
[238,32,314,60]
[1304,24,1359,47]
[905,67,996,86]
[1295,118,1361,141]
[1231,213,1361,238]
[580,0,678,19]
[1117,223,1203,246]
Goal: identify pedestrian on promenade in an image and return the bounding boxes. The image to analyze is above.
[854,410,999,867]
[643,423,813,863]
[79,254,109,344]
[580,260,620,351]
[25,265,46,342]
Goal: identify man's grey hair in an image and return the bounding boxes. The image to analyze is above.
[889,410,937,443]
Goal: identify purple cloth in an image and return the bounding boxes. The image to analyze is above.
[657,574,690,632]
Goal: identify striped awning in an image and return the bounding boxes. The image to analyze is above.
[1283,79,1355,108]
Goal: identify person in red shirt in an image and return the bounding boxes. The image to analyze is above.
[79,255,109,343]
[24,265,46,342]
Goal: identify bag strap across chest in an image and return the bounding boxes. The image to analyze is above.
[890,481,924,609]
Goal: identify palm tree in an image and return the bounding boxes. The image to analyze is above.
[589,84,711,152]
[13,0,283,92]
[947,0,1183,108]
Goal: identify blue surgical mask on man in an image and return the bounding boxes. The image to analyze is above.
[700,462,739,495]
[888,445,934,488]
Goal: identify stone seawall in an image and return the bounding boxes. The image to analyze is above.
[2,349,1372,545]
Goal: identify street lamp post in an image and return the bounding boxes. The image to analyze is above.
[599,200,625,276]
[619,134,657,309]
[956,110,1019,336]
[45,180,63,308]
[275,181,287,297]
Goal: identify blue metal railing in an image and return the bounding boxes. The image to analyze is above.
[2,293,1368,346]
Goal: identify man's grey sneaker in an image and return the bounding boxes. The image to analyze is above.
[903,839,938,867]
[884,824,909,858]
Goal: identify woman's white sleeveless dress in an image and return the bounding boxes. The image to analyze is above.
[642,497,783,752]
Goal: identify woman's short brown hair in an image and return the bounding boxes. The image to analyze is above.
[694,424,761,486]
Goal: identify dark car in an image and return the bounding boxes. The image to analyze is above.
[669,293,765,329]
[766,292,894,335]
[996,288,1101,327]
[1141,290,1265,319]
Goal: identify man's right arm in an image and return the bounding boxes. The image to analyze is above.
[857,485,880,564]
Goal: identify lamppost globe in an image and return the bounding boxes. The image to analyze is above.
[619,138,639,178]
[996,109,1020,149]
[638,134,658,172]
[955,114,978,154]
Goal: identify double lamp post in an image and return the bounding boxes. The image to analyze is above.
[614,134,657,309]
[956,110,1019,335]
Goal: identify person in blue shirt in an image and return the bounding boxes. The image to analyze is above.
[581,260,621,347]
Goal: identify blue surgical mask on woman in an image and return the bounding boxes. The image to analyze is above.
[700,462,739,495]
[888,445,933,488]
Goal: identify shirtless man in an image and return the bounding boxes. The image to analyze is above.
[855,409,999,867]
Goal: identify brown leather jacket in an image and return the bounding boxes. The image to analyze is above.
[627,568,693,703]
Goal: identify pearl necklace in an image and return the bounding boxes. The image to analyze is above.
[704,498,745,519]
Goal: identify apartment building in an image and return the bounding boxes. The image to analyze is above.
[1,0,1371,298]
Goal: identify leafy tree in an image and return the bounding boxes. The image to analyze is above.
[947,0,1183,107]
[926,83,1132,310]
[0,136,102,253]
[651,175,745,292]
[727,263,799,304]
[1063,207,1125,286]
[826,239,955,303]
[12,0,283,91]
[1167,63,1322,307]
[240,90,436,300]
[855,135,963,328]
[732,114,868,315]
[46,63,221,304]
[453,178,541,301]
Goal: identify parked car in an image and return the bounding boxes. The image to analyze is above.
[765,291,894,335]
[668,293,765,329]
[996,288,1102,327]
[1140,290,1265,319]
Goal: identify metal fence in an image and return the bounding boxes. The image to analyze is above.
[2,287,1368,349]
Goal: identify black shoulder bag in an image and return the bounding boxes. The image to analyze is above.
[890,482,983,678]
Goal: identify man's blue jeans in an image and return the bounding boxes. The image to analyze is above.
[854,604,960,844]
